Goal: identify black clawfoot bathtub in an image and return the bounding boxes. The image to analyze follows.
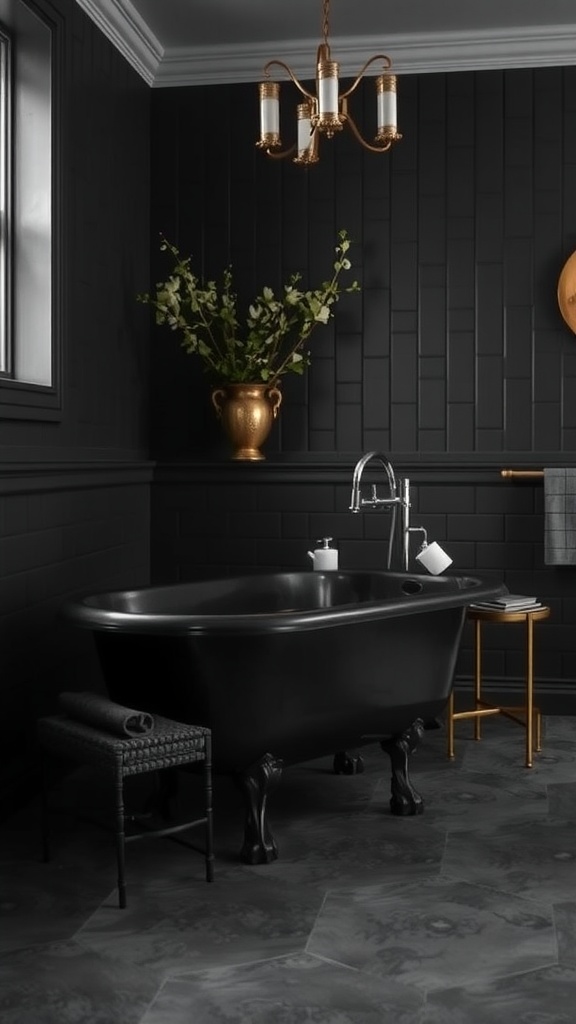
[63,570,505,863]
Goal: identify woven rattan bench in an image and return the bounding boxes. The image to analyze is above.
[37,712,214,908]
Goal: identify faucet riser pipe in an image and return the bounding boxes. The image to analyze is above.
[400,477,410,571]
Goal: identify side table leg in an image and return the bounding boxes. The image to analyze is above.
[474,619,482,740]
[525,615,534,768]
[447,690,455,760]
[535,708,542,753]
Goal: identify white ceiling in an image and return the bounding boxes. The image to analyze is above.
[75,0,576,88]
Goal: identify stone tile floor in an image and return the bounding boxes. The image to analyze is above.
[2,714,576,1022]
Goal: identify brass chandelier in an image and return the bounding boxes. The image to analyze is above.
[256,0,402,165]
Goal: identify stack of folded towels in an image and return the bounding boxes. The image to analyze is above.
[469,594,543,613]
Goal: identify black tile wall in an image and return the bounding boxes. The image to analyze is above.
[149,67,576,463]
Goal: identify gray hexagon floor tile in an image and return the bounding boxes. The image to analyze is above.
[442,820,576,902]
[457,731,576,782]
[1,857,117,954]
[306,876,556,993]
[141,952,425,1024]
[542,716,576,742]
[551,899,576,964]
[369,767,548,833]
[240,811,446,888]
[77,874,320,974]
[0,940,157,1024]
[545,779,576,823]
[421,963,576,1023]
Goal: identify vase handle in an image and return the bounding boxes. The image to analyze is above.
[268,386,282,419]
[211,388,226,418]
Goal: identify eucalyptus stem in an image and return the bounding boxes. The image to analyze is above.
[138,230,359,385]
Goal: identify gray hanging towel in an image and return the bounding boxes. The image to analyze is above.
[544,468,576,565]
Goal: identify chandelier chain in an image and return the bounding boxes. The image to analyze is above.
[322,0,331,48]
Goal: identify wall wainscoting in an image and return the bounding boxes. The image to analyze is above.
[152,459,576,715]
[0,461,153,815]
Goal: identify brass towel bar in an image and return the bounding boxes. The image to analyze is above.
[500,469,544,480]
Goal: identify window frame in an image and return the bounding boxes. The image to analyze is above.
[0,0,63,422]
[0,23,11,378]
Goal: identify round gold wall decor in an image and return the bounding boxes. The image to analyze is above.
[557,250,576,334]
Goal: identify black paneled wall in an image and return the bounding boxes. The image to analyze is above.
[0,0,152,811]
[150,68,576,710]
[150,69,576,459]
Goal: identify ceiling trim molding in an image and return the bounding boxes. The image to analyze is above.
[389,25,576,76]
[74,3,576,88]
[153,27,576,87]
[74,0,163,86]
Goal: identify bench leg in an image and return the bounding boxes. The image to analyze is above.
[114,772,127,909]
[203,737,215,882]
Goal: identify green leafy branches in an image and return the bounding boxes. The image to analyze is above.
[138,230,360,385]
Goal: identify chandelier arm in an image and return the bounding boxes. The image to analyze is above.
[344,113,392,153]
[263,143,298,160]
[339,54,392,100]
[263,60,315,102]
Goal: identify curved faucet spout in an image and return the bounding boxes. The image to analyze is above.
[349,450,435,574]
[349,450,408,572]
[349,451,398,513]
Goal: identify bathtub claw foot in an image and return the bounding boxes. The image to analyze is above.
[236,752,284,865]
[380,718,425,816]
[333,750,365,775]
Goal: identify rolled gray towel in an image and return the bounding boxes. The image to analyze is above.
[58,691,154,737]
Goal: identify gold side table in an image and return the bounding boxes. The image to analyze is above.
[447,605,551,768]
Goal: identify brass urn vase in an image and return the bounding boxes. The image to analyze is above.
[211,383,282,461]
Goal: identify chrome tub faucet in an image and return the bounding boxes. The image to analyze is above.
[350,451,432,572]
[349,451,452,574]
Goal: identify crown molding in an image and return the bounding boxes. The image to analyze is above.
[153,27,576,87]
[388,25,576,76]
[74,0,163,86]
[74,2,576,88]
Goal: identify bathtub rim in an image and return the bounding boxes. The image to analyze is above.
[62,569,507,637]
